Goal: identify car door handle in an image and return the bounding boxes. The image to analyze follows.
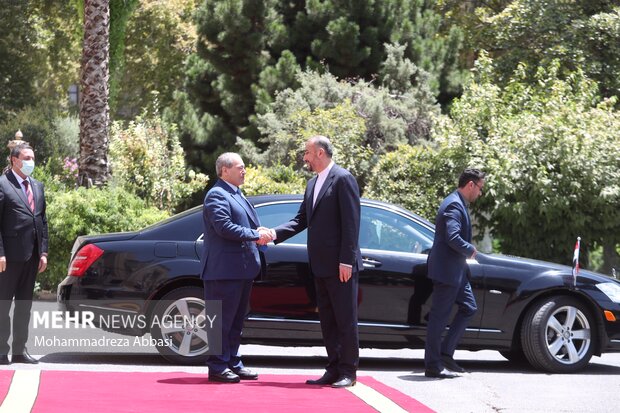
[362,257,382,268]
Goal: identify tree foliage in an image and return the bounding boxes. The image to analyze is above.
[108,0,140,109]
[0,1,81,122]
[252,100,372,183]
[239,70,439,188]
[0,2,37,121]
[0,104,78,164]
[109,111,209,212]
[441,0,620,100]
[364,143,466,221]
[178,0,463,172]
[436,55,620,267]
[185,0,283,141]
[278,0,464,97]
[115,0,197,118]
[242,164,306,196]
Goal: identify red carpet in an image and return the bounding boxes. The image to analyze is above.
[0,370,13,404]
[31,372,433,413]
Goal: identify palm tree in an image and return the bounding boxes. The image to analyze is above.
[78,0,110,187]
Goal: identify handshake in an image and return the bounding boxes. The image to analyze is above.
[256,226,275,246]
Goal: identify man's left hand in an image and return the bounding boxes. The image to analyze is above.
[38,255,47,273]
[339,264,352,283]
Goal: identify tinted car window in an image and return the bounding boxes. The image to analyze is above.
[256,202,307,244]
[142,206,203,241]
[360,206,433,254]
[256,201,434,253]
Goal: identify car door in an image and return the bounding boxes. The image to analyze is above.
[357,205,485,347]
[250,201,318,320]
[356,205,434,346]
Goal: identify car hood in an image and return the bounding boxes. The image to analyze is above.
[480,252,619,284]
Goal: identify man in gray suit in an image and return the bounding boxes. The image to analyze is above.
[201,152,271,383]
[424,168,485,378]
[0,143,49,364]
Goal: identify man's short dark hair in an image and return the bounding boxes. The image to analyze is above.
[458,168,485,188]
[311,135,334,158]
[10,143,33,161]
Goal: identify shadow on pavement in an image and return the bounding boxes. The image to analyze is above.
[34,351,620,376]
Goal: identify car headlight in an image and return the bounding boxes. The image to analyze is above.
[596,282,620,303]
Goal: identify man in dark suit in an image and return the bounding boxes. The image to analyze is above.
[424,168,485,378]
[269,135,362,388]
[0,143,48,364]
[201,152,271,383]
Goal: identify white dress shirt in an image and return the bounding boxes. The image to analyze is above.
[313,161,335,207]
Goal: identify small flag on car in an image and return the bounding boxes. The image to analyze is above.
[572,237,581,287]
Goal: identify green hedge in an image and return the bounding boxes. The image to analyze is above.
[41,186,169,291]
[243,164,305,196]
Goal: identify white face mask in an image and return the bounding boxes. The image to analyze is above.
[20,160,35,177]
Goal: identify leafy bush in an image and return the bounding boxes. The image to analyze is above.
[42,186,169,291]
[364,143,468,222]
[109,112,209,212]
[240,70,439,187]
[33,156,79,197]
[240,100,373,191]
[242,164,305,196]
[251,101,372,183]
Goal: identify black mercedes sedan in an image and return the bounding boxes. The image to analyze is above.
[57,195,620,372]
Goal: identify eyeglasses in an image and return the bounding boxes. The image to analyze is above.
[472,181,484,194]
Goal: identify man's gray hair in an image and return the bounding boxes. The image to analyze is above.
[309,135,333,158]
[215,152,240,177]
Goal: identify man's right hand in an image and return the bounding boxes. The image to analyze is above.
[0,256,5,273]
[257,228,274,245]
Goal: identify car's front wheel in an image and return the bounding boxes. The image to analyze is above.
[150,286,208,365]
[499,348,528,365]
[521,296,595,373]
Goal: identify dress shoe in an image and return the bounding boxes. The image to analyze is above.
[208,369,240,383]
[424,368,459,379]
[332,377,356,388]
[305,372,338,385]
[232,367,258,380]
[441,354,466,373]
[0,355,9,365]
[12,350,38,364]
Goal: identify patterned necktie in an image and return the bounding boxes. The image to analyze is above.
[23,180,35,211]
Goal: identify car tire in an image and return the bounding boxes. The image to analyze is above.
[521,296,595,373]
[499,349,528,365]
[150,286,209,365]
